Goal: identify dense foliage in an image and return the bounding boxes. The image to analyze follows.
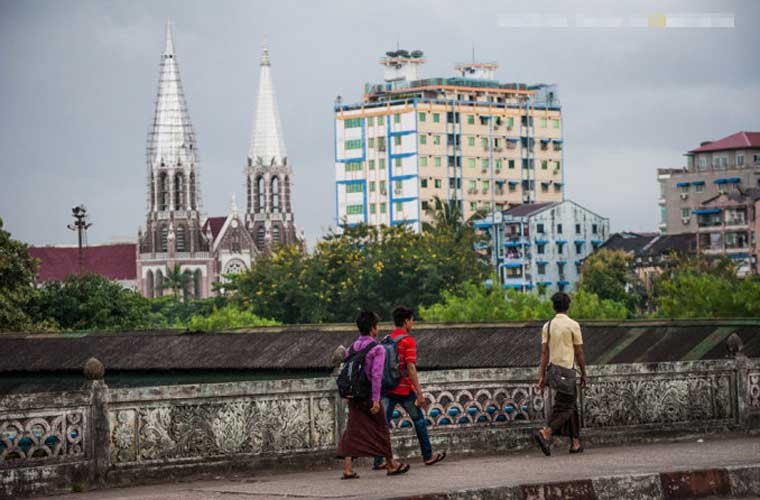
[0,218,40,331]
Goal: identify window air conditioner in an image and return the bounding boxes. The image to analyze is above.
[680,193,688,200]
[682,217,690,225]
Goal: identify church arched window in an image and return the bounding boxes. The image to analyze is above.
[158,173,169,211]
[246,176,252,213]
[150,174,155,210]
[193,269,202,298]
[182,269,193,302]
[257,176,265,213]
[271,177,280,211]
[256,226,265,249]
[160,225,169,252]
[155,269,164,297]
[176,225,186,252]
[146,270,154,299]
[174,173,185,210]
[189,172,197,210]
[272,225,281,245]
[284,175,291,212]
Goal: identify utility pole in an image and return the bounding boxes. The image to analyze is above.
[67,205,92,275]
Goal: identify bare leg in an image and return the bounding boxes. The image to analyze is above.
[571,438,582,450]
[343,457,353,476]
[540,426,552,440]
[385,455,399,471]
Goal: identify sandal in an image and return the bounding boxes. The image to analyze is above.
[569,446,584,454]
[341,472,359,480]
[533,430,551,456]
[424,452,447,466]
[386,463,410,476]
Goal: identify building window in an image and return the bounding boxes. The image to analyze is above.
[256,227,265,248]
[420,179,427,188]
[346,204,363,215]
[379,158,386,169]
[271,177,280,211]
[468,158,476,168]
[508,159,515,170]
[346,183,363,193]
[537,223,545,234]
[737,153,744,167]
[681,208,690,218]
[539,118,547,128]
[468,136,475,146]
[174,173,185,210]
[433,113,440,123]
[434,179,442,188]
[467,115,475,125]
[392,136,401,146]
[506,117,514,127]
[368,137,375,148]
[419,135,427,145]
[541,160,548,170]
[368,116,374,126]
[541,183,549,193]
[537,244,545,254]
[394,113,401,124]
[754,154,760,165]
[395,201,403,212]
[257,176,265,212]
[434,157,441,167]
[575,223,581,234]
[698,157,707,170]
[377,115,384,125]
[554,161,561,170]
[680,184,689,193]
[418,112,426,122]
[592,224,598,234]
[695,183,704,193]
[421,201,429,210]
[369,181,376,192]
[145,270,154,299]
[380,203,387,213]
[345,118,362,128]
[158,172,169,211]
[508,183,516,192]
[420,157,428,167]
[468,180,477,190]
[433,135,441,145]
[557,224,563,234]
[346,139,362,150]
[370,203,376,214]
[537,262,546,274]
[575,242,583,254]
[482,180,490,190]
[481,159,489,169]
[481,137,488,148]
[369,159,375,170]
[379,180,386,192]
[552,119,560,128]
[345,161,362,172]
[395,158,402,167]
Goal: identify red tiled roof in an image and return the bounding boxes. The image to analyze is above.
[689,131,760,153]
[29,243,137,283]
[202,216,227,241]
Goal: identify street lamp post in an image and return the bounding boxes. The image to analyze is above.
[67,204,93,275]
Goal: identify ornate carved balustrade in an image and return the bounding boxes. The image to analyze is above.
[2,357,759,498]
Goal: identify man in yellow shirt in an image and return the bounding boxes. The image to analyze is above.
[535,292,587,455]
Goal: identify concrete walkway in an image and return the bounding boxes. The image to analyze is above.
[44,436,760,500]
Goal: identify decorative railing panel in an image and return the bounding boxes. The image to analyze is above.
[749,371,760,409]
[107,379,338,466]
[0,409,87,466]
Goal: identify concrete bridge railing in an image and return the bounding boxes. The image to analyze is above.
[2,357,759,498]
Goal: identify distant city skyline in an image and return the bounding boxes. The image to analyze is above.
[1,0,759,248]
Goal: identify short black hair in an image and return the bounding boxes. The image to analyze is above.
[356,310,380,335]
[551,292,571,313]
[392,306,414,327]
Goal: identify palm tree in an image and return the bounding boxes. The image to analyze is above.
[162,264,191,302]
[422,196,489,243]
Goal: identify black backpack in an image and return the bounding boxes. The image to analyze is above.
[380,334,408,392]
[336,341,378,400]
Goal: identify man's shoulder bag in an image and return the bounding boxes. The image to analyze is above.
[545,319,577,396]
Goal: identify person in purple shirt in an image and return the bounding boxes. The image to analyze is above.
[336,310,410,479]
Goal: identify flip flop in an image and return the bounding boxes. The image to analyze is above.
[386,463,410,476]
[341,472,359,480]
[533,430,551,456]
[424,452,447,466]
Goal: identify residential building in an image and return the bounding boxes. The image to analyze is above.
[658,131,760,234]
[693,189,760,275]
[477,200,608,293]
[335,49,564,231]
[599,232,697,295]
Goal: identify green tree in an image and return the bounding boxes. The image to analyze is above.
[578,249,641,314]
[31,273,151,331]
[186,305,279,332]
[0,218,39,331]
[162,264,191,301]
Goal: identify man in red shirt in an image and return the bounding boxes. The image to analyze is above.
[373,306,446,469]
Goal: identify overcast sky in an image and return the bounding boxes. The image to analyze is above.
[1,0,759,248]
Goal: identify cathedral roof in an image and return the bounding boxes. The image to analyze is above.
[248,43,288,166]
[146,21,198,168]
[202,217,227,241]
[29,243,137,283]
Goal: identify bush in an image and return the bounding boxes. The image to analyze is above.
[186,305,279,332]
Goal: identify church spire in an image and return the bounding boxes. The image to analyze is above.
[248,41,287,165]
[147,19,197,170]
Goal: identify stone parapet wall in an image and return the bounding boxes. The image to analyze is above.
[2,357,759,498]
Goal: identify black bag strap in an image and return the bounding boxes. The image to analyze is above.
[348,341,378,360]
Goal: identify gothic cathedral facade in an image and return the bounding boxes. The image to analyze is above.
[136,23,300,299]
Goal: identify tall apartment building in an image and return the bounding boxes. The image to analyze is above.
[334,50,564,231]
[477,201,609,293]
[658,131,760,234]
